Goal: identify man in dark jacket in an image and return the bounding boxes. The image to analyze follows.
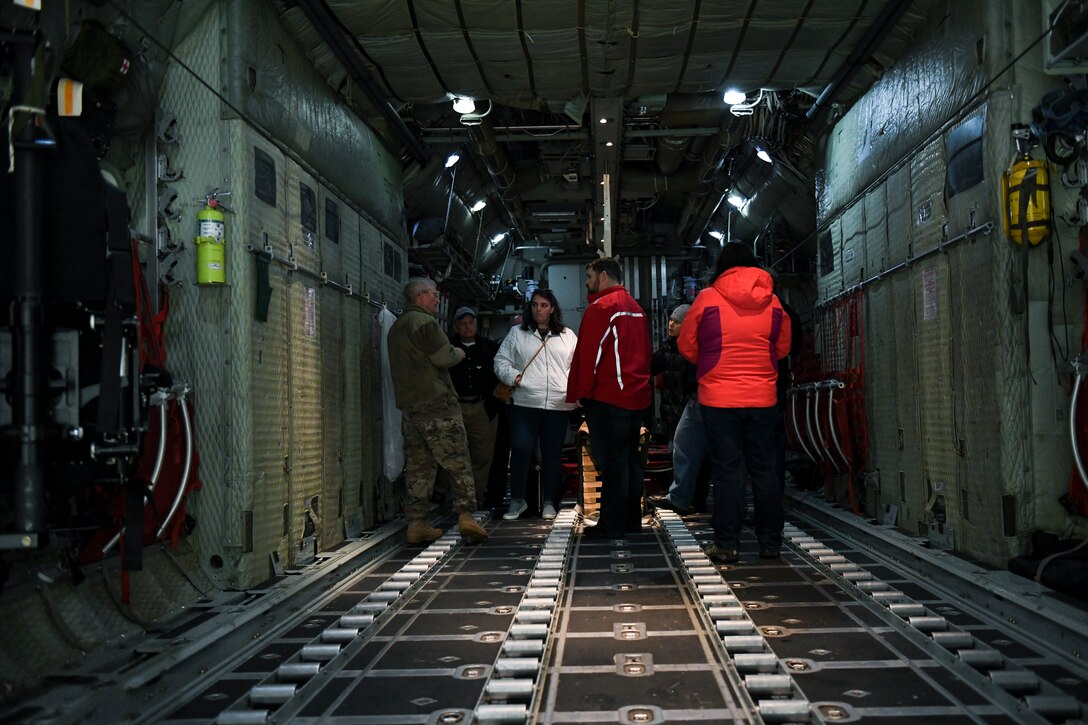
[446,306,501,509]
[649,303,707,515]
[567,257,652,538]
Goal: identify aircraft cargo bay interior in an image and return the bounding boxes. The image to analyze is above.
[1,1,1088,723]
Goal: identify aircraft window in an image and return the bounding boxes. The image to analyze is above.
[945,113,985,197]
[325,198,340,244]
[253,147,276,207]
[384,241,402,281]
[300,182,317,233]
[819,231,834,277]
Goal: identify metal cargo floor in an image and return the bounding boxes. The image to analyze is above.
[11,500,1088,724]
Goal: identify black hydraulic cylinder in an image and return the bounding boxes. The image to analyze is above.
[9,34,48,543]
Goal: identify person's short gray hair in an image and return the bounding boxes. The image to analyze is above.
[403,277,435,303]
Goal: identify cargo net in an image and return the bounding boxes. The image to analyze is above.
[790,288,868,512]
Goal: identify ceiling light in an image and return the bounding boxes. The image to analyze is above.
[445,153,460,168]
[452,96,476,114]
[599,117,609,124]
[707,230,724,241]
[756,148,773,163]
[605,141,614,147]
[470,200,486,212]
[728,88,766,117]
[491,232,508,244]
[727,193,745,209]
[723,89,746,105]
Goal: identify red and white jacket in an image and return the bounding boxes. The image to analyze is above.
[566,285,652,410]
[678,266,791,409]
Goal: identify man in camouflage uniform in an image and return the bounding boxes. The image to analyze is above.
[387,277,489,545]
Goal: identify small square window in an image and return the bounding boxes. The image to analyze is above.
[254,147,276,207]
[819,231,834,277]
[324,198,340,244]
[299,183,317,233]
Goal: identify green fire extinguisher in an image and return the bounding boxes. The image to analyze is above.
[195,192,230,285]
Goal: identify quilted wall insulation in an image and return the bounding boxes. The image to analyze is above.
[815,2,1082,566]
[153,5,410,589]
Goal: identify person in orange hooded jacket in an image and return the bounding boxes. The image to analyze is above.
[678,243,791,563]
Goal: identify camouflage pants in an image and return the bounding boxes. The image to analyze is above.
[401,394,477,520]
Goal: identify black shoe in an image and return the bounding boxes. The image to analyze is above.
[648,495,693,515]
[705,544,739,563]
[759,547,781,560]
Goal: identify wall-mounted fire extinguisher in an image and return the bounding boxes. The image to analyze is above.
[194,190,231,285]
[1002,125,1052,247]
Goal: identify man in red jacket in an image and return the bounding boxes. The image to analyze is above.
[679,243,791,563]
[567,257,652,538]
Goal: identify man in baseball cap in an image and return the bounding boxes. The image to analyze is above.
[443,305,500,509]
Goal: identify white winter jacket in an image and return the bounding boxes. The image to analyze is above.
[494,326,578,411]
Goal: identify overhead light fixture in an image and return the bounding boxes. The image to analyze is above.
[491,231,508,244]
[605,141,614,147]
[599,117,609,124]
[723,89,746,105]
[756,147,773,163]
[452,96,476,114]
[470,199,486,212]
[445,153,461,168]
[728,88,766,117]
[707,230,725,241]
[727,193,746,209]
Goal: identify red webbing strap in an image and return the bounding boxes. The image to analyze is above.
[131,238,168,368]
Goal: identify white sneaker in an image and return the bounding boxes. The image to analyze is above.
[503,498,528,520]
[542,503,557,520]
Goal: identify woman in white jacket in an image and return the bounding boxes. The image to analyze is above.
[494,288,578,520]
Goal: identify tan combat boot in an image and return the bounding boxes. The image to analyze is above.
[458,512,488,543]
[406,520,443,545]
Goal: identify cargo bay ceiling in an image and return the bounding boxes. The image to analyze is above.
[277,0,937,279]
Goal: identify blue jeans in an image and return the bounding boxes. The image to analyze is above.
[701,405,782,550]
[508,405,569,505]
[585,400,646,535]
[666,400,707,510]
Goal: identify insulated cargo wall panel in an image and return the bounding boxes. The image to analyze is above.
[987,91,1032,560]
[886,166,913,265]
[840,203,866,291]
[318,187,346,550]
[244,132,291,587]
[340,210,364,536]
[944,108,990,234]
[909,139,948,258]
[891,273,925,527]
[865,280,901,518]
[914,255,960,540]
[359,218,396,528]
[155,5,241,587]
[817,218,844,305]
[949,239,1005,562]
[285,160,325,565]
[864,183,890,274]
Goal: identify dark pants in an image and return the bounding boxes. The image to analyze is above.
[701,405,782,550]
[508,405,569,506]
[486,405,511,509]
[585,400,646,535]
